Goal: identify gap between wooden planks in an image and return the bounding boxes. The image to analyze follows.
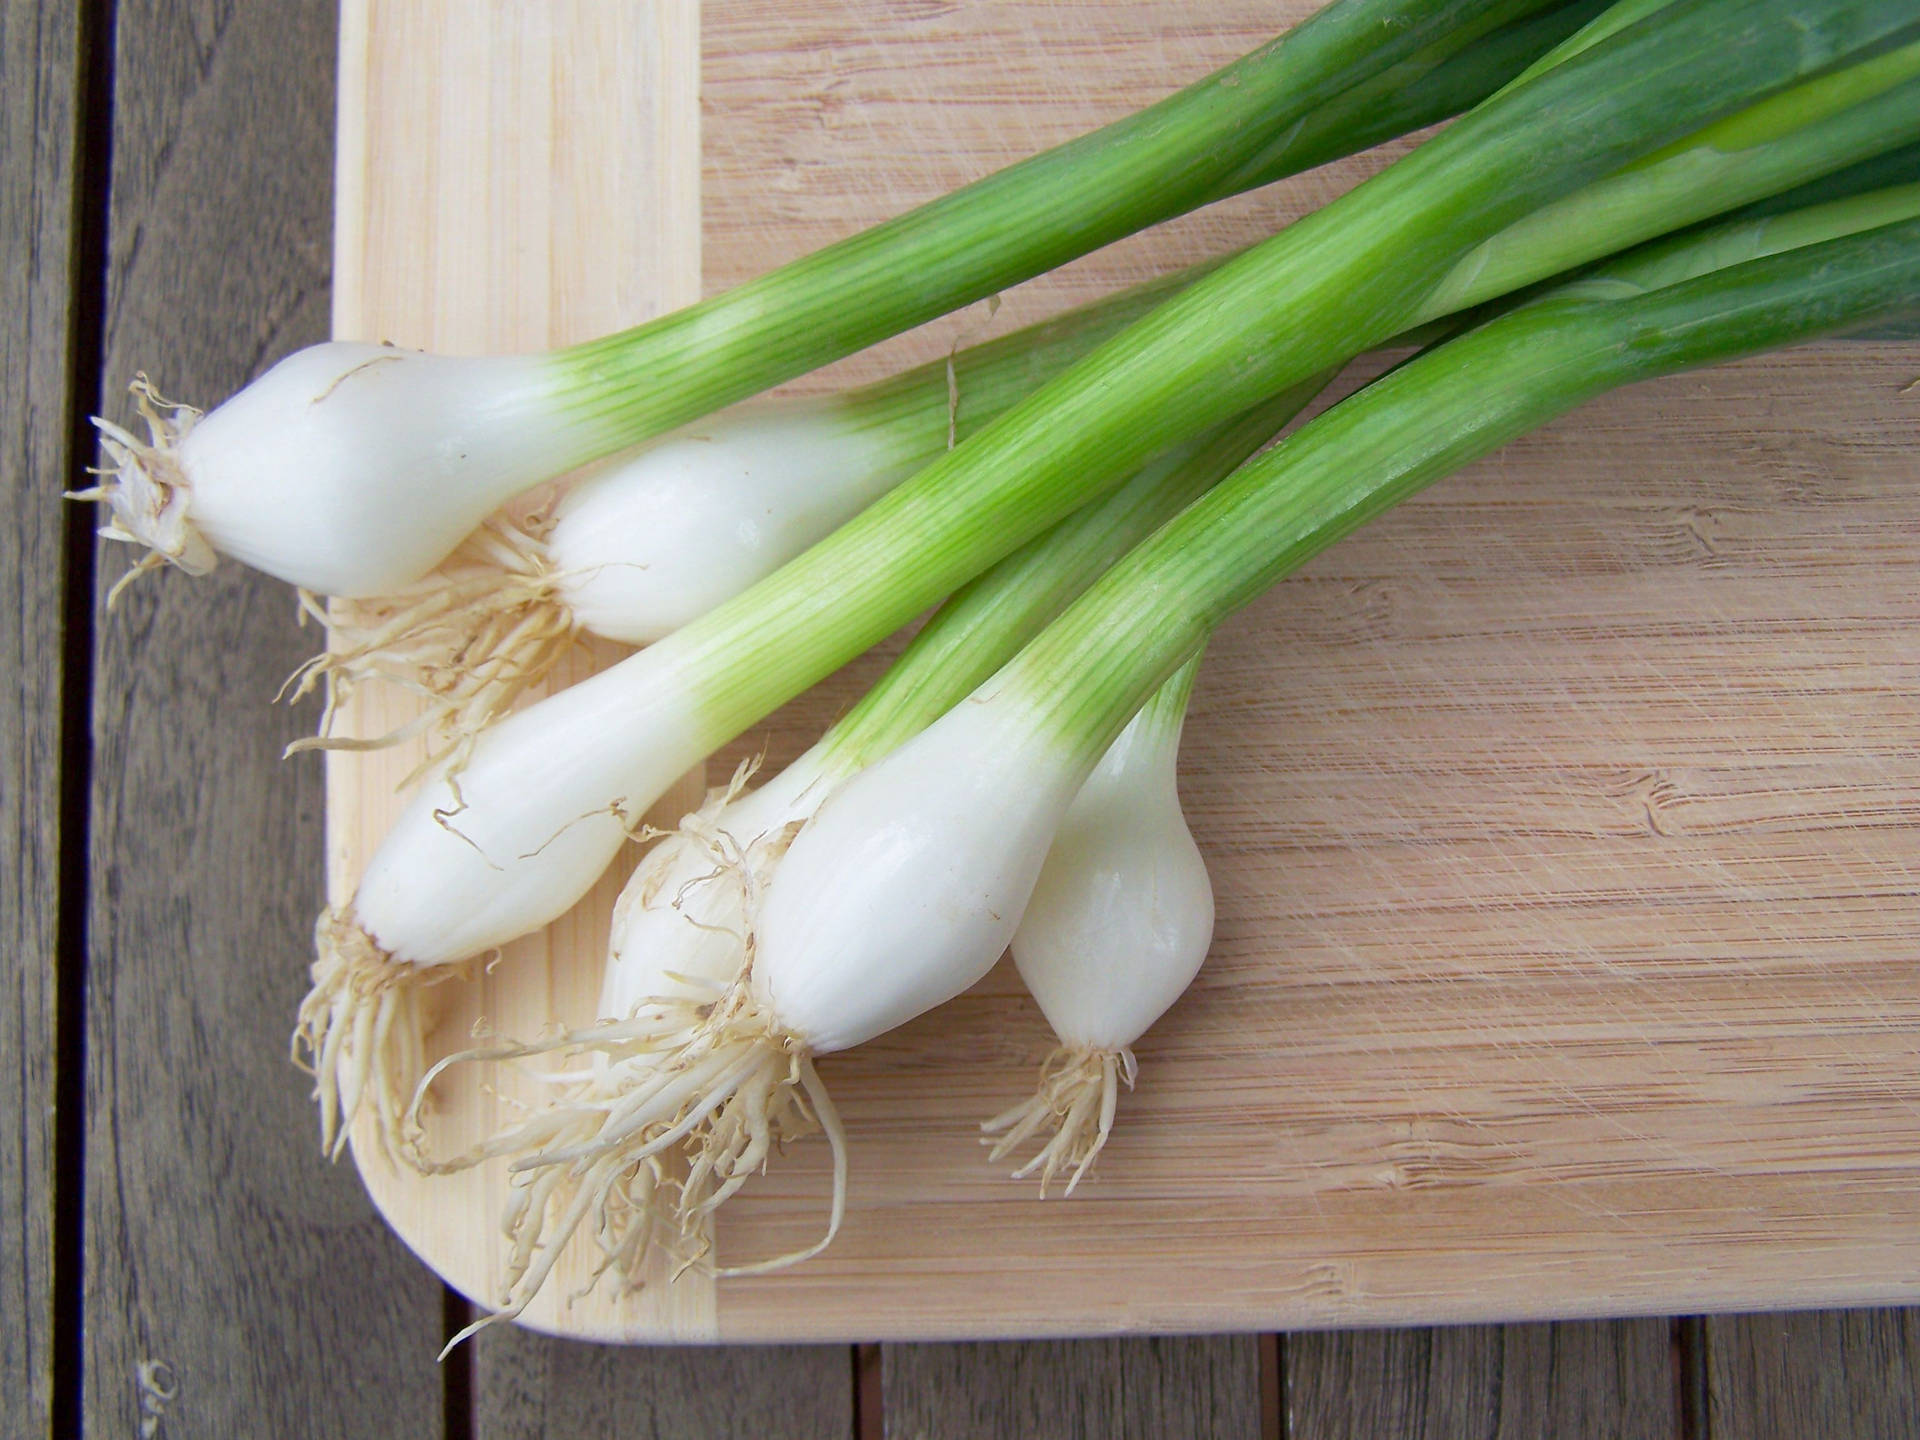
[333,0,1920,1344]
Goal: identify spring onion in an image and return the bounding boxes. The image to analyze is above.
[984,652,1214,1194]
[284,265,1204,760]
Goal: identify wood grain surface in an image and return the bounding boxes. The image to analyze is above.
[880,1336,1263,1440]
[332,0,1920,1348]
[80,1,445,1434]
[0,3,83,1433]
[1708,1310,1920,1439]
[1285,1320,1674,1439]
[472,1334,855,1440]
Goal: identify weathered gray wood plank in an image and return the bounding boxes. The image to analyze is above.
[80,1,444,1434]
[1708,1309,1920,1439]
[1285,1321,1672,1440]
[0,3,82,1434]
[474,1330,854,1439]
[880,1337,1261,1440]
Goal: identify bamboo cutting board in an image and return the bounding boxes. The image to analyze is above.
[330,2,1920,1342]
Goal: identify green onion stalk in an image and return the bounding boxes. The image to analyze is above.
[84,0,1572,602]
[304,0,1920,1164]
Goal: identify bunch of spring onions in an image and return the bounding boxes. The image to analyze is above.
[262,0,1648,1160]
[81,0,1920,1335]
[429,182,1920,1333]
[375,0,1920,1322]
[293,0,1920,1167]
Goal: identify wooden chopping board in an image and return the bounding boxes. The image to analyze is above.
[329,1,1920,1342]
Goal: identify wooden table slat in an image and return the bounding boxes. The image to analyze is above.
[0,2,84,1433]
[79,2,445,1433]
[1285,1320,1674,1440]
[1708,1310,1920,1440]
[474,1330,855,1440]
[880,1337,1263,1440]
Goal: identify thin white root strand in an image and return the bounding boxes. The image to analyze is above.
[294,907,456,1168]
[644,754,807,920]
[614,757,764,925]
[415,982,847,1346]
[710,1054,847,1280]
[281,515,581,783]
[438,1114,683,1358]
[981,1044,1136,1197]
[74,375,212,605]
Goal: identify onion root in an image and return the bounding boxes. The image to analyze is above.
[412,981,846,1341]
[295,907,450,1167]
[981,1044,1135,1196]
[282,515,581,781]
[75,375,213,604]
